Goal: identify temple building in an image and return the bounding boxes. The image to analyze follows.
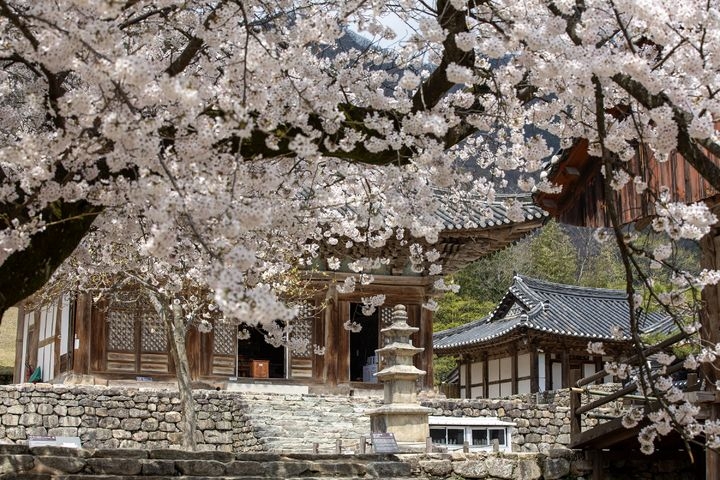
[14,196,547,391]
[434,275,672,398]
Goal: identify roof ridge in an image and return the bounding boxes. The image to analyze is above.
[516,274,627,298]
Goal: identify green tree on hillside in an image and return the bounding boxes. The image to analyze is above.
[526,221,578,284]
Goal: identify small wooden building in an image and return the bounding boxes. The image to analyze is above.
[14,196,547,390]
[434,275,671,399]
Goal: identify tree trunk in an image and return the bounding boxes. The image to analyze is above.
[164,303,198,451]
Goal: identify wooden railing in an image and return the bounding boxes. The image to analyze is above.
[569,330,691,437]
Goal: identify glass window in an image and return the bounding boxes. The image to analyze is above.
[471,428,506,446]
[489,429,506,445]
[430,428,447,444]
[471,429,488,446]
[447,428,464,445]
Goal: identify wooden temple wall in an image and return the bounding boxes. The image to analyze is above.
[14,277,436,389]
[458,346,611,399]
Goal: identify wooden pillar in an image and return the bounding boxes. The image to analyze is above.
[545,354,553,391]
[700,213,720,480]
[530,347,539,393]
[29,310,40,372]
[420,305,434,390]
[53,296,63,378]
[464,357,472,399]
[90,300,107,373]
[337,301,350,383]
[185,326,201,380]
[482,353,489,398]
[13,303,25,383]
[709,404,720,480]
[701,216,720,388]
[323,298,338,386]
[312,296,325,380]
[73,294,91,375]
[511,344,518,395]
[594,356,604,384]
[561,350,570,388]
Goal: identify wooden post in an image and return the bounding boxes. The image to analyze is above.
[465,357,472,399]
[530,346,539,393]
[511,344,518,395]
[53,296,63,378]
[426,437,433,453]
[482,353,489,398]
[13,303,25,383]
[708,404,720,480]
[323,298,337,386]
[591,450,603,480]
[463,441,469,453]
[335,438,342,454]
[561,350,570,388]
[700,213,720,480]
[359,436,366,454]
[492,439,499,452]
[545,354,553,391]
[570,388,582,435]
[313,442,319,454]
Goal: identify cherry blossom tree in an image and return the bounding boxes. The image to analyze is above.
[1,0,720,458]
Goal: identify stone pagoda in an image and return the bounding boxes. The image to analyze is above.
[368,304,431,444]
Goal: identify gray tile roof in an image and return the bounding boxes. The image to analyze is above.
[434,275,672,352]
[433,193,547,230]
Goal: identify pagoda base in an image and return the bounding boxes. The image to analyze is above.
[368,403,432,443]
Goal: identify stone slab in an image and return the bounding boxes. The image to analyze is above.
[226,383,309,395]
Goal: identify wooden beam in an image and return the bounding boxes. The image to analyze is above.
[482,353,489,398]
[465,357,472,399]
[530,347,539,393]
[545,354,552,391]
[561,350,570,388]
[337,301,350,383]
[323,298,337,385]
[511,344,518,395]
[709,404,720,480]
[14,303,25,383]
[53,296,62,378]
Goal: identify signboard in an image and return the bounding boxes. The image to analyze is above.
[28,436,82,449]
[371,432,399,453]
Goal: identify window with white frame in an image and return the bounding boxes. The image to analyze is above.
[428,416,514,452]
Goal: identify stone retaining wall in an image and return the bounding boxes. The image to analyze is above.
[0,384,262,451]
[0,384,616,454]
[422,389,623,453]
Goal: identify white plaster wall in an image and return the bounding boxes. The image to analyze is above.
[499,357,511,381]
[470,385,484,398]
[537,353,546,392]
[500,381,512,397]
[518,379,531,394]
[518,353,530,377]
[488,384,500,398]
[470,361,484,382]
[488,359,499,382]
[552,362,563,390]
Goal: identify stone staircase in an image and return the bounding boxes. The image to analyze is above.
[0,445,415,479]
[237,392,383,453]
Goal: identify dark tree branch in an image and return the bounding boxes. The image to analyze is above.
[412,0,475,111]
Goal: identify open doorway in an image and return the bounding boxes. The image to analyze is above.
[349,304,379,382]
[237,328,286,378]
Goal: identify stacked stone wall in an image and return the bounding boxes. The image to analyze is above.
[0,384,623,454]
[0,384,262,451]
[421,386,624,453]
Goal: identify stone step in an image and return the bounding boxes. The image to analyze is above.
[236,393,381,453]
[13,476,418,480]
